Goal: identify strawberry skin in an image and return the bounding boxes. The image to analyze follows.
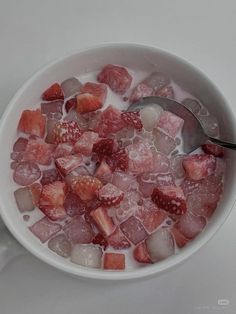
[42,83,64,101]
[202,143,224,157]
[97,183,124,206]
[92,138,115,157]
[121,111,143,131]
[53,121,83,144]
[73,175,103,201]
[151,185,187,215]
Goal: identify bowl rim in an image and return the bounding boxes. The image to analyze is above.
[0,42,235,280]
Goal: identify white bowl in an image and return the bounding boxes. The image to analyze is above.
[0,43,235,280]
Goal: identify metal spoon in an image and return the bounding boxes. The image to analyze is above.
[127,96,236,154]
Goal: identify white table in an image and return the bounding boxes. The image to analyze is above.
[0,0,235,313]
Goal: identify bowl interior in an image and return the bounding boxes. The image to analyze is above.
[0,44,235,280]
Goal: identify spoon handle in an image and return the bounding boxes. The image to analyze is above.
[209,137,236,150]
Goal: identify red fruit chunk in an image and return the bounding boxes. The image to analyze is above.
[29,217,61,243]
[103,252,125,270]
[92,138,115,158]
[13,161,41,186]
[98,64,132,95]
[80,82,107,104]
[152,185,187,215]
[120,216,148,245]
[13,137,28,152]
[18,109,46,138]
[30,182,42,206]
[95,160,112,182]
[98,183,124,206]
[129,83,153,103]
[92,233,108,250]
[176,212,206,239]
[155,86,174,99]
[11,152,23,162]
[41,100,63,115]
[65,97,77,113]
[40,168,62,185]
[183,154,216,181]
[136,206,168,233]
[126,140,154,174]
[23,139,55,165]
[74,131,99,156]
[133,242,152,264]
[170,227,189,248]
[42,83,64,101]
[157,111,184,138]
[121,111,143,131]
[55,155,83,176]
[108,227,131,249]
[90,206,115,236]
[39,181,67,220]
[76,94,102,113]
[96,105,126,137]
[107,149,129,172]
[63,216,94,244]
[45,119,57,144]
[73,175,103,201]
[54,143,73,159]
[63,192,86,217]
[202,143,224,157]
[180,179,202,195]
[52,121,82,144]
[187,192,219,218]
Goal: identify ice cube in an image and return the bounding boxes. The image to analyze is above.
[157,111,184,138]
[152,151,170,173]
[70,244,102,268]
[143,72,170,92]
[14,187,34,212]
[112,172,138,192]
[61,77,82,98]
[146,228,174,262]
[176,212,206,239]
[140,105,163,131]
[63,216,94,244]
[29,217,61,243]
[120,216,148,244]
[45,119,57,144]
[156,173,175,186]
[63,192,86,217]
[187,193,218,218]
[48,234,72,257]
[198,115,219,137]
[153,128,176,155]
[182,98,201,114]
[41,100,63,115]
[171,154,186,179]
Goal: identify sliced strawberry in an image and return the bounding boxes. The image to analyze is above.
[133,242,152,264]
[92,233,108,250]
[65,97,77,113]
[73,175,103,201]
[23,139,55,165]
[106,149,129,171]
[97,64,132,95]
[129,83,153,103]
[54,143,73,159]
[202,143,224,157]
[92,138,115,157]
[40,168,62,185]
[107,227,131,249]
[55,154,83,176]
[97,183,124,206]
[183,154,216,181]
[52,121,83,144]
[30,182,42,207]
[80,82,107,104]
[95,105,126,137]
[90,206,115,236]
[39,181,67,220]
[74,131,99,156]
[152,185,187,215]
[18,109,46,138]
[42,83,64,101]
[170,227,189,248]
[76,93,102,113]
[103,252,125,270]
[121,111,143,131]
[13,137,29,152]
[94,160,113,182]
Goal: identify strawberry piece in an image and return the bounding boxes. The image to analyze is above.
[120,216,148,245]
[52,121,82,144]
[80,82,107,104]
[73,175,103,201]
[76,94,102,113]
[121,111,143,131]
[183,154,216,181]
[65,97,77,113]
[108,227,131,249]
[40,168,62,185]
[92,138,115,157]
[55,154,83,176]
[23,139,55,165]
[202,143,224,157]
[152,185,187,215]
[29,217,61,243]
[98,183,124,206]
[95,160,113,182]
[157,111,184,138]
[63,192,86,217]
[155,86,174,99]
[106,149,129,171]
[129,83,153,103]
[186,192,219,218]
[103,252,125,270]
[176,212,206,239]
[13,137,29,152]
[74,131,99,156]
[30,182,42,207]
[54,143,73,159]
[63,216,94,244]
[97,64,132,95]
[18,109,46,138]
[39,181,67,221]
[126,140,154,174]
[42,83,64,101]
[90,206,115,236]
[170,227,189,248]
[92,233,108,250]
[96,105,126,137]
[13,161,41,186]
[133,242,152,264]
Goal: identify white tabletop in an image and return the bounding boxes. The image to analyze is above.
[0,0,236,313]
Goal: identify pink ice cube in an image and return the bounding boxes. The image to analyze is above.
[63,216,94,244]
[157,111,184,138]
[120,216,148,245]
[153,128,176,155]
[29,217,61,243]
